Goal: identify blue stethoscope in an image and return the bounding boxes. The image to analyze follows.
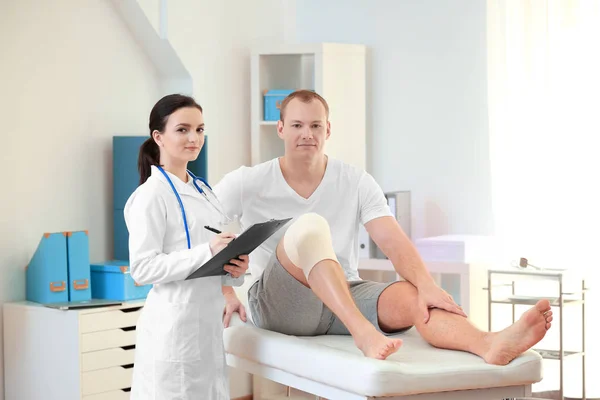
[156,165,231,249]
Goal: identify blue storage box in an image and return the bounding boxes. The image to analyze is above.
[264,90,295,121]
[90,260,152,301]
[66,230,92,302]
[26,232,69,304]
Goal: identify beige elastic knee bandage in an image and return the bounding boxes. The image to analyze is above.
[283,213,339,280]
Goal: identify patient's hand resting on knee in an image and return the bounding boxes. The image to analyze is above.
[417,282,467,323]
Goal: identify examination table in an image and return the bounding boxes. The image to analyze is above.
[224,282,543,400]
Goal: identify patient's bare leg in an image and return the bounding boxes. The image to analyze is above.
[378,282,553,365]
[276,214,402,360]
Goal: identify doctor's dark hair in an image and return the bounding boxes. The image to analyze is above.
[138,94,203,185]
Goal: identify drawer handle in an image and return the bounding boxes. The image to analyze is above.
[49,281,66,292]
[73,279,89,290]
[121,388,132,392]
[120,326,136,332]
[120,307,143,313]
[121,345,135,351]
[122,364,134,369]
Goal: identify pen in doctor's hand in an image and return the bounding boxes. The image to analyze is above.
[209,231,236,255]
[204,225,222,234]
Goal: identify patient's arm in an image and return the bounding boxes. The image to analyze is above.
[222,285,247,327]
[365,216,434,288]
[365,216,466,321]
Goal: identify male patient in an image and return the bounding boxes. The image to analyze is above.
[214,90,552,362]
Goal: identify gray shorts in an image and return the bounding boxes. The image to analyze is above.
[247,254,402,336]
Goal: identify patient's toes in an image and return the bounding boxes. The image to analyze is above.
[356,329,402,360]
[379,338,402,359]
[484,299,551,365]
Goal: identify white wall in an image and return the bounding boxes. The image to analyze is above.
[0,0,161,398]
[295,0,492,239]
[166,0,293,185]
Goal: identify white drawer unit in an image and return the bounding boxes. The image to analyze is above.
[3,300,145,400]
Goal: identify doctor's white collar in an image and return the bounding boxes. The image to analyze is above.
[150,165,197,195]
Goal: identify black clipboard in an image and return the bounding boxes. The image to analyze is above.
[185,217,293,280]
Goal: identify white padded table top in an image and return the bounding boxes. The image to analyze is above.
[224,318,543,398]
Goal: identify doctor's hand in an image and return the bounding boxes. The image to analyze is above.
[224,254,249,278]
[209,232,236,255]
[417,281,467,323]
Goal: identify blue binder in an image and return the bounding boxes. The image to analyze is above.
[66,230,92,302]
[26,232,69,304]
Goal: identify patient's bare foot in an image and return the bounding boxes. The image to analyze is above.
[355,326,402,360]
[484,299,552,365]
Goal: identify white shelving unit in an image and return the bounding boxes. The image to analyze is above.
[250,42,367,169]
[485,269,588,400]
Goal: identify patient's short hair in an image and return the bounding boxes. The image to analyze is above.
[280,90,329,123]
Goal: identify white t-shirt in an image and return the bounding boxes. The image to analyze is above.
[213,157,393,282]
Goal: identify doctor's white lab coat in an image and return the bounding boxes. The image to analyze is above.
[124,165,242,400]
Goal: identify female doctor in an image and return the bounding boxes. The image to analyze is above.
[124,94,249,399]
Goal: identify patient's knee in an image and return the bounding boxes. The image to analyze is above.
[283,213,339,280]
[378,282,420,331]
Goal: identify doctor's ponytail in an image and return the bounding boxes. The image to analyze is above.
[138,94,204,185]
[138,138,160,185]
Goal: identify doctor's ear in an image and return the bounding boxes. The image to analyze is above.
[152,130,163,147]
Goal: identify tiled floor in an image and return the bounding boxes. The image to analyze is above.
[532,391,560,399]
[532,390,599,399]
